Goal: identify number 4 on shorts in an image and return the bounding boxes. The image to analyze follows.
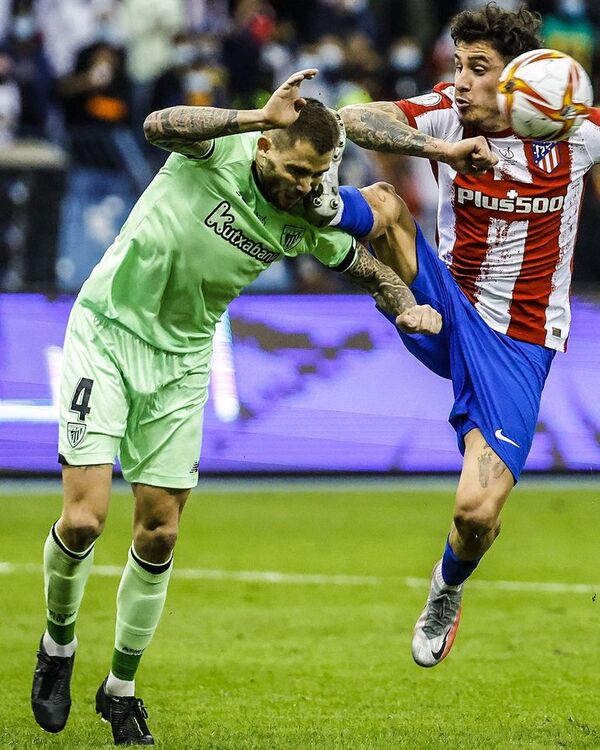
[69,377,94,421]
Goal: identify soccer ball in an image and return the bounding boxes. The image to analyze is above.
[497,49,593,141]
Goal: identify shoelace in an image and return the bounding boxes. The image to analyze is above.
[112,696,151,739]
[36,651,70,700]
[423,590,461,637]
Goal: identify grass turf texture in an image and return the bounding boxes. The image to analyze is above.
[1,483,600,749]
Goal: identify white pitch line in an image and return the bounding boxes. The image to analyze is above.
[0,562,597,594]
[404,577,599,595]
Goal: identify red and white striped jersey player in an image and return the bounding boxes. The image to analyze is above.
[397,81,600,352]
[338,4,598,670]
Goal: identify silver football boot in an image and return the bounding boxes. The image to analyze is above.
[412,561,464,668]
[304,110,346,227]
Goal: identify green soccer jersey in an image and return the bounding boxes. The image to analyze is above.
[78,132,356,353]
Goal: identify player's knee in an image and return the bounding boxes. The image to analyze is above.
[360,182,402,228]
[134,522,179,561]
[453,496,500,541]
[60,508,105,550]
[454,505,500,539]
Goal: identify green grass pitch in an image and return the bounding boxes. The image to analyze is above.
[2,481,600,749]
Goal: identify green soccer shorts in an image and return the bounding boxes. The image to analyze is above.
[58,303,211,489]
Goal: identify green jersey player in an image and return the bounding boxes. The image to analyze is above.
[31,69,441,746]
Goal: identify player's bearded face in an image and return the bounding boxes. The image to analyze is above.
[454,41,511,132]
[256,138,333,211]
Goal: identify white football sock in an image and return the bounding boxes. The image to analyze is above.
[43,630,77,657]
[106,670,135,697]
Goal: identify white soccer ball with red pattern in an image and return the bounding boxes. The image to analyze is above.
[497,48,593,141]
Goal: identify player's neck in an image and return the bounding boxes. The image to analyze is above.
[476,113,512,135]
[251,161,276,205]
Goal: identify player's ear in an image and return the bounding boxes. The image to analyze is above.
[257,135,272,156]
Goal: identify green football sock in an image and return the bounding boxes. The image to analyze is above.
[44,522,94,645]
[111,546,173,681]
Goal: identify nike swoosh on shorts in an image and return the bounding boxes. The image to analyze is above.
[494,428,520,448]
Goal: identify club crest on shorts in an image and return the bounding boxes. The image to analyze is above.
[67,422,87,448]
[281,225,305,251]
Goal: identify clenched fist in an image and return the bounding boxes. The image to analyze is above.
[396,304,442,335]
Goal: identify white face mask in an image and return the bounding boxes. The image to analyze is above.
[184,70,211,94]
[318,43,343,71]
[95,22,117,45]
[261,43,291,71]
[13,15,36,41]
[390,45,422,72]
[172,44,196,67]
[558,0,586,18]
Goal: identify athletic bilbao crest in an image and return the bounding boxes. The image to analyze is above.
[67,422,87,448]
[532,141,559,173]
[281,225,305,251]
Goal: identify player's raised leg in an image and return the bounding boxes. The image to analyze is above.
[412,429,513,667]
[96,483,188,746]
[367,192,418,282]
[32,464,112,733]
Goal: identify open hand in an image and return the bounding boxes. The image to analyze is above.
[396,304,442,335]
[261,69,318,129]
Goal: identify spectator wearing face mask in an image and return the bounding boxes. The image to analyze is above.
[150,32,226,113]
[259,18,297,92]
[310,0,377,43]
[0,48,20,146]
[281,35,344,108]
[59,40,129,130]
[57,13,131,169]
[385,36,431,100]
[223,0,277,106]
[36,0,105,78]
[120,0,185,132]
[4,0,55,139]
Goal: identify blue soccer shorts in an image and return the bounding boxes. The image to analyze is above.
[387,223,555,482]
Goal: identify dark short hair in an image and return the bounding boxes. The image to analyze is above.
[272,99,339,155]
[450,2,543,62]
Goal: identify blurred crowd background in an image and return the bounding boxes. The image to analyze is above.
[1,0,600,295]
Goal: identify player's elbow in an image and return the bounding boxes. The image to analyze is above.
[143,112,161,144]
[338,104,366,134]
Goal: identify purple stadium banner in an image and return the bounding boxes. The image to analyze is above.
[1,293,599,474]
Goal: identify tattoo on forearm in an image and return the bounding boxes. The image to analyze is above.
[144,107,241,154]
[477,442,507,488]
[343,104,431,156]
[344,245,416,316]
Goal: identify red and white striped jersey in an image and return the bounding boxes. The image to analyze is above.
[396,83,600,351]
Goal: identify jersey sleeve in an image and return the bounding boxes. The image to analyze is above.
[580,108,600,163]
[394,82,458,139]
[176,132,260,170]
[308,227,357,270]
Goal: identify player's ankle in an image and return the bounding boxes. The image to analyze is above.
[106,671,135,697]
[43,630,77,657]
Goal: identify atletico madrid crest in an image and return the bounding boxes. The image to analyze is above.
[532,141,560,173]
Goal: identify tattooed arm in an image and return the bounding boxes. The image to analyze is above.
[343,244,442,335]
[339,102,497,175]
[143,68,318,157]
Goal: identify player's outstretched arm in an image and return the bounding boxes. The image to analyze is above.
[143,69,318,158]
[339,102,497,175]
[343,245,442,335]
